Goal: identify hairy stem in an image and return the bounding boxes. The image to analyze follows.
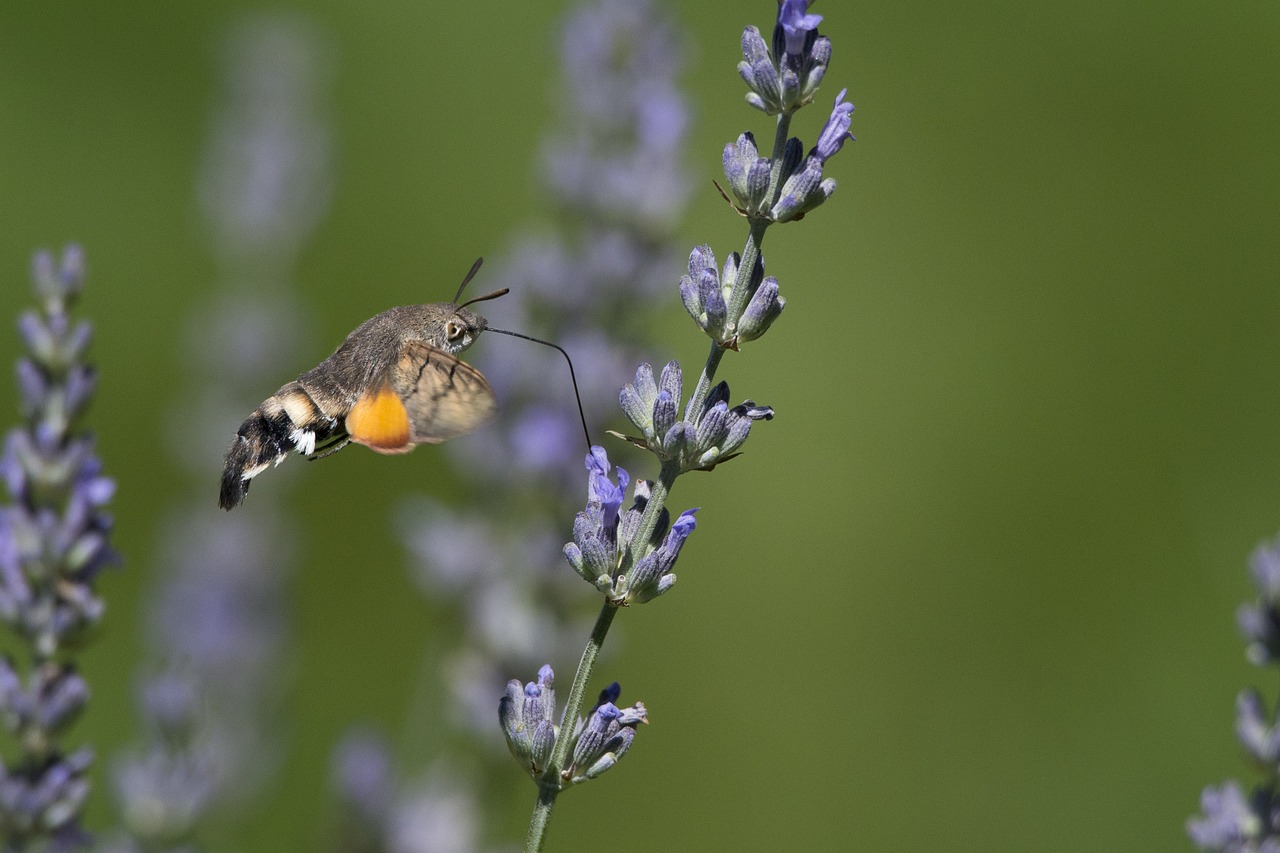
[526,600,619,853]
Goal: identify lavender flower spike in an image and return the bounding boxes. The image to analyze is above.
[0,246,115,848]
[523,3,856,846]
[1190,532,1280,849]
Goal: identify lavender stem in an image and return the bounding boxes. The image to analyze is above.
[528,599,620,852]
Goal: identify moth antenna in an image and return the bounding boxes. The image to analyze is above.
[452,257,485,303]
[457,287,510,310]
[487,327,592,450]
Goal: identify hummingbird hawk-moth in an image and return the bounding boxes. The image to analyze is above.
[219,258,587,510]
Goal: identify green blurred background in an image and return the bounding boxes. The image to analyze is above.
[3,0,1279,849]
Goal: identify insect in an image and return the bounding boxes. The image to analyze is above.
[219,258,588,510]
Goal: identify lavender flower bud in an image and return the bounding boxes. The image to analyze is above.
[499,665,557,778]
[736,276,786,344]
[722,134,772,216]
[620,363,659,438]
[681,247,750,348]
[738,27,782,114]
[567,693,647,784]
[771,156,836,222]
[627,509,697,605]
[652,391,677,445]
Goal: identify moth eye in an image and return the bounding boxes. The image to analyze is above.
[445,319,463,341]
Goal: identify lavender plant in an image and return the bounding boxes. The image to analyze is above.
[1188,534,1280,851]
[107,14,332,850]
[501,2,854,849]
[332,0,692,847]
[0,246,115,850]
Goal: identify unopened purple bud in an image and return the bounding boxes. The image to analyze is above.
[571,702,621,769]
[740,25,770,67]
[695,402,730,451]
[657,361,682,406]
[652,391,677,445]
[771,156,834,222]
[661,420,694,462]
[704,381,731,412]
[737,277,785,343]
[723,134,771,214]
[530,719,556,772]
[621,363,659,437]
[687,245,717,276]
[594,682,621,711]
[699,268,727,338]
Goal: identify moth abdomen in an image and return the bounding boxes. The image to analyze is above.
[218,382,345,510]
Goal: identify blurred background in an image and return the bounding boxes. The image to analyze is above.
[2,0,1279,850]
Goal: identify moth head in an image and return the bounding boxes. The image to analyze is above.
[440,305,488,354]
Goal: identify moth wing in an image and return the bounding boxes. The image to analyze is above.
[345,382,412,454]
[390,341,496,445]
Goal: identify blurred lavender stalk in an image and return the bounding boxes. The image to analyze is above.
[0,246,115,850]
[1189,535,1280,850]
[106,14,333,850]
[330,0,691,848]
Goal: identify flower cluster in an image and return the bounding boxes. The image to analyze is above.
[0,246,115,848]
[616,361,772,474]
[738,0,829,115]
[679,245,784,351]
[499,666,645,788]
[563,447,698,604]
[1189,535,1280,850]
[721,86,853,223]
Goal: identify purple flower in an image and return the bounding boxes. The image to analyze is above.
[813,88,855,163]
[586,446,629,530]
[777,0,823,57]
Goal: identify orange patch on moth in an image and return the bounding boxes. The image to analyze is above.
[345,386,413,453]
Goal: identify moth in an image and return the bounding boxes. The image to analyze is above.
[219,259,587,510]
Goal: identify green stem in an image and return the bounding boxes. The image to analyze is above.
[525,600,619,853]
